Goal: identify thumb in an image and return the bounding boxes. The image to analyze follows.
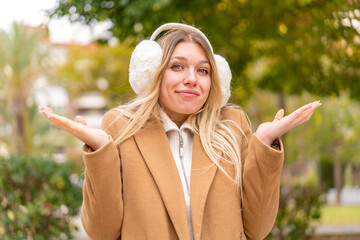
[76,115,88,126]
[273,109,284,122]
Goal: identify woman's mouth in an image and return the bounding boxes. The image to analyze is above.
[176,90,200,97]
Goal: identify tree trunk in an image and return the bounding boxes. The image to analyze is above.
[353,164,360,186]
[333,158,342,205]
[278,93,286,111]
[278,94,286,153]
[9,95,29,155]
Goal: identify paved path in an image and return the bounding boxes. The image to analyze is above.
[326,188,360,205]
[71,216,360,239]
[314,224,360,236]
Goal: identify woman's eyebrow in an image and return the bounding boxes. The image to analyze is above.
[170,56,210,64]
[170,56,187,61]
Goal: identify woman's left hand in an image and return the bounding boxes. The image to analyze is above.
[255,100,322,146]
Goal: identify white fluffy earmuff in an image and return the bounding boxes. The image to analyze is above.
[129,23,232,106]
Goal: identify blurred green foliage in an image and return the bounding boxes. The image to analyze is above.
[0,23,85,239]
[0,1,357,238]
[268,174,324,240]
[49,0,360,104]
[48,0,360,206]
[54,43,134,109]
[0,23,76,157]
[0,23,49,155]
[284,93,360,204]
[0,155,83,239]
[281,92,360,166]
[249,90,360,206]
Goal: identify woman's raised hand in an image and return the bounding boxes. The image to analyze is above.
[40,106,109,151]
[255,101,322,147]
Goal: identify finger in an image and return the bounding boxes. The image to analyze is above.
[39,106,57,120]
[40,108,76,131]
[289,100,322,127]
[289,100,320,118]
[301,101,322,121]
[301,100,322,115]
[273,109,284,122]
[48,114,89,139]
[311,100,322,109]
[39,107,74,128]
[39,106,105,148]
[76,115,88,126]
[39,106,54,115]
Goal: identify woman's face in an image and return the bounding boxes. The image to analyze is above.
[160,41,211,126]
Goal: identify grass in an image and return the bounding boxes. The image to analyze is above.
[316,205,360,225]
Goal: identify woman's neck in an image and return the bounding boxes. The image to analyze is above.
[163,108,189,128]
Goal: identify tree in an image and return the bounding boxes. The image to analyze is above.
[53,43,134,109]
[267,171,324,240]
[307,93,360,204]
[274,92,360,205]
[0,23,48,155]
[48,0,360,105]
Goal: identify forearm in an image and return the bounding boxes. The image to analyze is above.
[242,135,284,240]
[81,138,123,240]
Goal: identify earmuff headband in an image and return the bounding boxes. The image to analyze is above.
[150,23,214,53]
[128,23,232,106]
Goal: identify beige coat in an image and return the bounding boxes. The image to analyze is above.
[81,107,284,240]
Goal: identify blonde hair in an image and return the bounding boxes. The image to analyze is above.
[110,27,245,189]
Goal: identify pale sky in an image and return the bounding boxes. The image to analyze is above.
[0,0,110,44]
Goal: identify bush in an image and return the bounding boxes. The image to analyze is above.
[0,155,83,239]
[266,175,325,240]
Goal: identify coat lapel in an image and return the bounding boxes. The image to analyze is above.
[190,134,217,240]
[134,121,191,240]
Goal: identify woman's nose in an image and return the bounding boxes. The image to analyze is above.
[183,68,197,86]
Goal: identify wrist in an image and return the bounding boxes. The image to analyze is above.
[92,134,110,151]
[254,132,273,146]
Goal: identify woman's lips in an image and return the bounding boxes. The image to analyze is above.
[176,89,200,97]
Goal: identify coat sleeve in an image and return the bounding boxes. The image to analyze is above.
[225,107,284,240]
[81,110,123,240]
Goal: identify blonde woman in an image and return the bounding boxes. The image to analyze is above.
[40,23,321,240]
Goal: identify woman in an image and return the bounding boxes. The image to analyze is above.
[40,23,321,240]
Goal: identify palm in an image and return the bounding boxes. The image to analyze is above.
[255,101,321,146]
[40,106,109,150]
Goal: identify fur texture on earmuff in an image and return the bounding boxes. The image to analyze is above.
[129,40,162,94]
[128,23,232,106]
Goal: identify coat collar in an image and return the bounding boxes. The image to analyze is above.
[134,120,217,240]
[190,134,217,240]
[160,108,193,133]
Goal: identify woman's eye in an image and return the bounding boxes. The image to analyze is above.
[171,64,182,70]
[198,68,209,74]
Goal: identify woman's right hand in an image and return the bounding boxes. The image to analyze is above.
[40,106,109,151]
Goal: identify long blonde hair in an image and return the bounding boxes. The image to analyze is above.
[110,27,245,189]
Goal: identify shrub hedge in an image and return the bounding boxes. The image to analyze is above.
[0,155,83,239]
